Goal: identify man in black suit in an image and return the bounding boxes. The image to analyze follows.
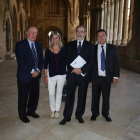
[15,26,43,123]
[59,25,94,125]
[91,29,120,122]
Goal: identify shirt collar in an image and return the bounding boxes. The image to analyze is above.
[77,39,84,44]
[98,42,106,48]
[27,38,35,46]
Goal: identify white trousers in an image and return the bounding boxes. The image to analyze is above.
[48,79,65,112]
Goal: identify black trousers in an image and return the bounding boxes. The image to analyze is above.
[91,76,111,117]
[63,76,89,120]
[17,77,39,119]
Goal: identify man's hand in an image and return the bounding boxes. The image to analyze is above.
[73,68,82,75]
[32,71,39,77]
[112,78,118,84]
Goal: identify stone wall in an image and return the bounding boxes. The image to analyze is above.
[0,0,8,59]
[30,0,79,49]
[117,45,140,74]
[0,0,27,60]
[0,0,80,59]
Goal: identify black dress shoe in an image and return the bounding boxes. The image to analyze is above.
[91,115,96,121]
[59,119,70,125]
[103,115,112,122]
[27,113,40,118]
[77,118,84,123]
[20,117,30,123]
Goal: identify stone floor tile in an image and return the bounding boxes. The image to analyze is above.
[0,123,41,140]
[88,120,126,139]
[128,116,140,132]
[116,129,140,140]
[72,130,111,140]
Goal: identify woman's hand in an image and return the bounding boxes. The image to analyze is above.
[44,76,48,85]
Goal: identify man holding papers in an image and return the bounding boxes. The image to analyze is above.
[59,25,94,125]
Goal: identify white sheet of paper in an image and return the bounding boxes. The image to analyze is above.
[70,56,86,68]
[70,55,86,77]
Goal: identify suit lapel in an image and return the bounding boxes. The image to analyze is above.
[34,41,39,59]
[73,40,78,56]
[95,44,98,65]
[106,43,110,62]
[24,38,35,62]
[25,38,32,55]
[79,39,86,55]
[95,44,98,59]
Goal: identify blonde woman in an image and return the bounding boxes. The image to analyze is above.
[44,31,66,118]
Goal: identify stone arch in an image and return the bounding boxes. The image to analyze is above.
[3,10,13,52]
[44,26,63,49]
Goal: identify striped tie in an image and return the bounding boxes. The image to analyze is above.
[31,43,38,69]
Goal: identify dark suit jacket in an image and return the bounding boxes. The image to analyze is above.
[91,43,120,84]
[66,40,94,83]
[15,38,43,82]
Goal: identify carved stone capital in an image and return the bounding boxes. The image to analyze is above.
[18,2,24,11]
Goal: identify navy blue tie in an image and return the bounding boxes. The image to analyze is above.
[101,46,105,71]
[31,43,38,69]
[78,42,81,54]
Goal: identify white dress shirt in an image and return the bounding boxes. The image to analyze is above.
[98,43,106,77]
[97,43,118,79]
[77,39,84,48]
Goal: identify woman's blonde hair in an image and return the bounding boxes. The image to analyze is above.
[49,31,63,48]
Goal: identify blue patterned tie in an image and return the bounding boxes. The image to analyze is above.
[31,43,38,69]
[101,46,105,71]
[78,42,81,54]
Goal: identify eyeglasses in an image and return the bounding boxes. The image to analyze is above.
[76,31,85,34]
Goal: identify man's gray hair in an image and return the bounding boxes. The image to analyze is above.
[76,25,87,32]
[26,26,38,33]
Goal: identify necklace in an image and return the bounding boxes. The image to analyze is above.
[53,47,60,71]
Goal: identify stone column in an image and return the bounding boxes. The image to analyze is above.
[25,0,31,28]
[86,14,90,41]
[121,0,129,45]
[127,0,134,43]
[25,0,30,15]
[97,6,101,30]
[127,0,140,59]
[90,4,98,44]
[112,0,119,45]
[117,0,124,45]
[101,3,104,29]
[106,0,111,42]
[84,15,87,29]
[109,0,115,44]
[79,0,84,25]
[103,1,107,31]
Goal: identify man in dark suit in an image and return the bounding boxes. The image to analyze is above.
[59,25,94,125]
[91,29,120,122]
[15,26,43,123]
